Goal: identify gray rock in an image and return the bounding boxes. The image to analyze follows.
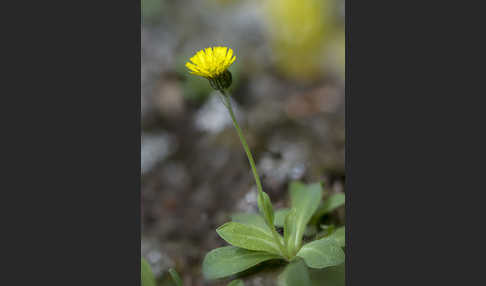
[141,132,177,175]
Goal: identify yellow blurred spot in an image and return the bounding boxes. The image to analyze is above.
[265,0,334,81]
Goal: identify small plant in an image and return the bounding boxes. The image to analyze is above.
[186,47,346,285]
[203,181,345,284]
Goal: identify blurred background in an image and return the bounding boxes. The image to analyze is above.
[141,0,345,285]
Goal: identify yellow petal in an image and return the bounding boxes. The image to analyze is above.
[186,46,236,79]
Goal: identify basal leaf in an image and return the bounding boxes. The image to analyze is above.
[322,193,345,213]
[296,236,345,269]
[216,222,283,255]
[141,258,156,286]
[274,209,290,227]
[277,259,311,286]
[203,246,281,279]
[288,181,323,253]
[257,191,275,228]
[283,208,297,256]
[328,226,345,247]
[231,213,269,230]
[309,263,345,286]
[312,193,345,222]
[227,279,245,286]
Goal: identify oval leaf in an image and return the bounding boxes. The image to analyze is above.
[203,246,281,279]
[288,182,323,253]
[296,237,345,269]
[216,222,283,255]
[328,226,345,247]
[257,191,275,228]
[309,263,345,286]
[231,213,269,230]
[322,193,345,213]
[283,208,297,256]
[312,193,345,222]
[278,259,311,286]
[274,209,290,227]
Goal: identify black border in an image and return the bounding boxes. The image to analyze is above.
[8,0,475,284]
[4,0,142,284]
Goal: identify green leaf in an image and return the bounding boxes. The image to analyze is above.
[228,279,245,286]
[309,263,345,286]
[283,208,297,255]
[278,259,311,286]
[288,182,323,253]
[257,191,275,228]
[296,237,345,269]
[168,268,182,286]
[203,246,281,280]
[313,193,345,221]
[328,226,345,247]
[278,208,318,239]
[274,209,290,227]
[290,181,321,206]
[216,222,283,255]
[141,258,156,286]
[231,213,268,230]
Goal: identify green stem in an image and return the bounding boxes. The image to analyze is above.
[219,90,288,259]
[221,92,263,196]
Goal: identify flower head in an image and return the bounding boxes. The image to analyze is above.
[186,46,236,79]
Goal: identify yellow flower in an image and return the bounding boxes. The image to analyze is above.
[186,46,236,79]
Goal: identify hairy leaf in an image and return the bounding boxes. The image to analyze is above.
[231,213,268,230]
[288,181,323,253]
[203,246,281,279]
[309,263,345,286]
[283,208,297,256]
[296,237,345,269]
[278,259,311,286]
[312,193,345,222]
[274,209,290,227]
[328,226,345,247]
[216,222,283,255]
[257,191,275,228]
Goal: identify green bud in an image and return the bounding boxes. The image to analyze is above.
[208,70,232,90]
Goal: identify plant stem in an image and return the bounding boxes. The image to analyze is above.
[219,90,288,259]
[220,91,263,196]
